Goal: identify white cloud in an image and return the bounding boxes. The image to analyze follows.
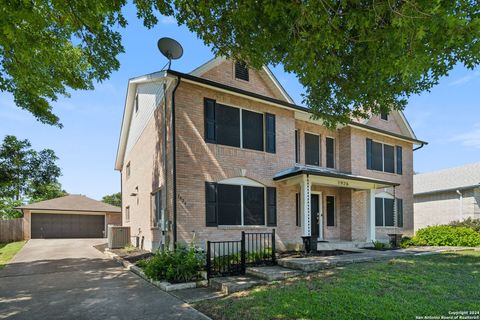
[160,16,177,25]
[449,71,480,86]
[450,124,480,148]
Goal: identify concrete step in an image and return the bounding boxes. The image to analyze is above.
[209,275,267,295]
[246,266,302,281]
[317,241,371,251]
[170,287,226,303]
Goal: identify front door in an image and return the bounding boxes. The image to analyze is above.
[310,194,320,239]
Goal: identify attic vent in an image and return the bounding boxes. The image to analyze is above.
[380,112,388,120]
[235,61,249,81]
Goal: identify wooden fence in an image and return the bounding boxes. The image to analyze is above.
[0,218,24,242]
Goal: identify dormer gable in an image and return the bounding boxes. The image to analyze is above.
[190,57,294,103]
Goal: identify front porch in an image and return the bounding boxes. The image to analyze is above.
[274,165,400,249]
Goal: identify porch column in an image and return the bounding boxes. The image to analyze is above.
[300,175,312,236]
[367,189,376,242]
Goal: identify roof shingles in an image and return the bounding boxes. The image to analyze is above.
[17,195,121,213]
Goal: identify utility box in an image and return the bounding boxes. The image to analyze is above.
[108,225,131,249]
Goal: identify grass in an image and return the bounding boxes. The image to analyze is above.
[0,241,26,270]
[195,251,480,320]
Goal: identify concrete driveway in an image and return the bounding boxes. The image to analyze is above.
[0,239,208,320]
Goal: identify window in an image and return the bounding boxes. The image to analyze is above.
[235,61,249,81]
[305,133,320,166]
[397,198,403,228]
[126,162,131,179]
[396,146,403,175]
[326,137,335,169]
[216,103,240,148]
[205,182,276,227]
[125,206,130,222]
[326,196,335,226]
[366,139,395,173]
[380,112,388,120]
[153,190,162,226]
[375,197,394,227]
[242,110,263,151]
[295,193,301,227]
[135,94,139,113]
[204,99,276,153]
[295,130,300,163]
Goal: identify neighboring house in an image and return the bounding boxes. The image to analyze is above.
[115,57,426,251]
[414,162,480,231]
[17,195,121,239]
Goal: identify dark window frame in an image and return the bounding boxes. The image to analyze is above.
[326,137,335,169]
[305,132,320,166]
[380,112,388,121]
[326,195,335,227]
[366,139,398,174]
[295,193,301,227]
[375,197,395,227]
[216,183,268,227]
[295,130,300,163]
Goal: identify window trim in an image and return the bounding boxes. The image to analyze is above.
[304,131,321,167]
[206,100,273,153]
[217,182,267,227]
[326,195,336,227]
[367,139,397,174]
[375,197,395,227]
[326,136,335,169]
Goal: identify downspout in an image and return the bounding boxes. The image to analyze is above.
[171,76,181,248]
[413,143,425,151]
[161,81,168,251]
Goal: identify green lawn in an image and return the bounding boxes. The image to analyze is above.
[0,241,26,270]
[196,251,480,320]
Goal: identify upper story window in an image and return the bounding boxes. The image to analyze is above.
[153,190,162,227]
[204,98,275,153]
[380,112,388,121]
[295,130,300,163]
[235,61,249,81]
[326,195,335,226]
[366,139,403,174]
[126,162,131,178]
[305,132,320,166]
[326,137,335,169]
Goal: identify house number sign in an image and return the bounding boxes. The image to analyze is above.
[338,181,349,187]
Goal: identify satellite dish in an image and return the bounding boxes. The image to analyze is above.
[157,37,183,69]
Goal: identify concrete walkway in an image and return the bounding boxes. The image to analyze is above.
[0,239,209,320]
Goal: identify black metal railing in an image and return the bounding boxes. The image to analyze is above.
[206,229,276,279]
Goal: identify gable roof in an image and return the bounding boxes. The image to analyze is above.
[190,56,295,104]
[414,162,480,195]
[17,195,121,213]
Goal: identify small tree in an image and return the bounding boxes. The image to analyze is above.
[102,192,121,207]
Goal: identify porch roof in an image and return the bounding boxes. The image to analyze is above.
[273,165,400,189]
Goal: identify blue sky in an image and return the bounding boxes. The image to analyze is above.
[1,5,479,200]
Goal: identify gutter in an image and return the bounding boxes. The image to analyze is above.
[165,70,427,146]
[413,143,425,151]
[171,76,181,248]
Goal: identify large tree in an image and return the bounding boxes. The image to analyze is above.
[0,135,66,218]
[1,1,479,127]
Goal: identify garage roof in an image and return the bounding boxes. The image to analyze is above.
[17,195,121,213]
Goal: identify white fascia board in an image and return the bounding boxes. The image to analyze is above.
[114,71,169,171]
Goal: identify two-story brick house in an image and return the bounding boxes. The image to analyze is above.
[115,57,426,251]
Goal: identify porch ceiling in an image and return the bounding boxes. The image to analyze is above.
[273,165,399,190]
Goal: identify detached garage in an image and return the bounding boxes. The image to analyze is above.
[18,195,121,239]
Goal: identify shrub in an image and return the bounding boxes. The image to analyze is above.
[400,236,415,248]
[372,240,388,250]
[142,245,205,283]
[449,217,480,233]
[411,225,480,247]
